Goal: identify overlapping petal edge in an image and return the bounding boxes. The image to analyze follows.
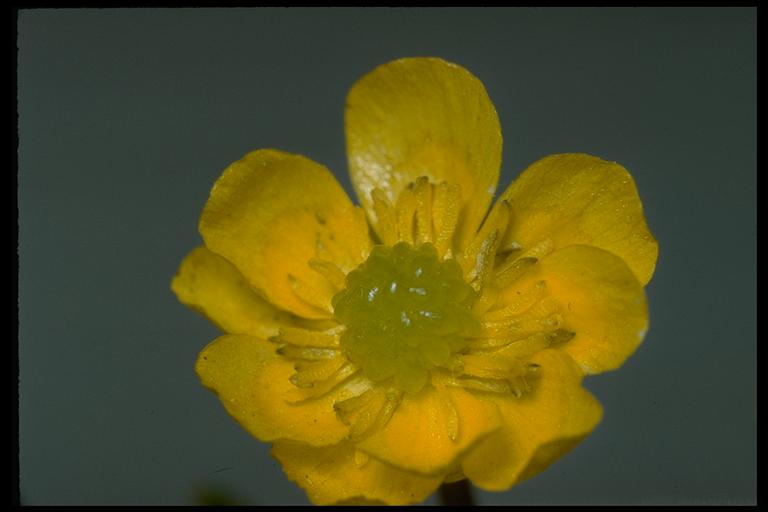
[172,57,658,505]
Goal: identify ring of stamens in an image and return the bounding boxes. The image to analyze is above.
[271,177,575,443]
[333,242,479,394]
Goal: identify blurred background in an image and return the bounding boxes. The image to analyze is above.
[17,7,755,505]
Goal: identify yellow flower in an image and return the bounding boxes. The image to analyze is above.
[172,57,658,505]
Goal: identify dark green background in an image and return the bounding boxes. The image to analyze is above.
[18,8,756,505]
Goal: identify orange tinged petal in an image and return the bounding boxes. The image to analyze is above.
[514,245,649,375]
[171,246,292,338]
[500,154,658,285]
[461,349,603,490]
[177,58,657,506]
[199,150,371,319]
[346,57,502,251]
[272,440,443,505]
[196,334,350,446]
[356,385,501,475]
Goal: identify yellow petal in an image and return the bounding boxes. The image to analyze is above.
[461,349,603,491]
[500,153,658,285]
[356,385,500,475]
[346,57,502,250]
[272,440,444,505]
[199,149,372,319]
[171,246,293,338]
[522,245,649,375]
[196,334,350,446]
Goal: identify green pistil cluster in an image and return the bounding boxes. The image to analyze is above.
[333,242,479,393]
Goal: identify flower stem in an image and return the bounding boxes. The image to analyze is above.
[438,479,475,506]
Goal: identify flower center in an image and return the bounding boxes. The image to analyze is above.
[333,242,479,393]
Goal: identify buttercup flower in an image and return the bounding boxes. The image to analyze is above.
[172,57,657,505]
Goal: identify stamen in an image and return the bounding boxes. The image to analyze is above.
[345,389,398,441]
[335,387,404,441]
[366,388,403,437]
[371,188,398,246]
[461,203,509,275]
[435,383,459,441]
[276,345,338,361]
[289,355,346,388]
[334,388,379,424]
[458,353,529,380]
[468,312,573,354]
[285,362,358,403]
[484,280,547,320]
[395,183,418,245]
[291,317,340,333]
[439,358,542,398]
[498,240,523,255]
[486,332,552,357]
[478,201,511,247]
[494,256,539,289]
[472,284,500,316]
[546,329,576,346]
[432,182,462,258]
[543,313,564,330]
[341,374,376,398]
[481,314,565,338]
[270,325,341,348]
[520,238,554,260]
[466,230,501,291]
[413,176,434,245]
[465,335,523,351]
[347,397,384,440]
[308,258,346,291]
[497,237,554,264]
[287,274,333,315]
[483,329,575,358]
[353,450,371,468]
[524,297,561,321]
[508,376,531,398]
[443,375,511,394]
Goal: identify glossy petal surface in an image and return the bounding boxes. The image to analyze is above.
[177,58,658,506]
[357,385,501,475]
[171,246,292,338]
[501,153,658,285]
[497,245,648,375]
[272,440,444,505]
[346,57,501,250]
[196,334,350,446]
[199,150,371,319]
[461,349,603,490]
